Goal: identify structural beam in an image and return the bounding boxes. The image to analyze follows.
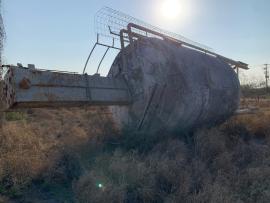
[3,65,131,109]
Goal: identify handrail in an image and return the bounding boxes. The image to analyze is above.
[127,23,248,70]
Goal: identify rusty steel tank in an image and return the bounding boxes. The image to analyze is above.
[2,38,242,133]
[2,8,247,133]
[108,38,240,132]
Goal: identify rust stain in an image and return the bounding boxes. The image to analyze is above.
[19,78,31,89]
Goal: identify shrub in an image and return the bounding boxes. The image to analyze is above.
[1,98,270,202]
[5,112,26,121]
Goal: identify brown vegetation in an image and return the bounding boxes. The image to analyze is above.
[0,96,270,202]
[74,113,270,203]
[0,107,115,202]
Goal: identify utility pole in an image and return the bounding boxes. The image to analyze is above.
[263,64,270,92]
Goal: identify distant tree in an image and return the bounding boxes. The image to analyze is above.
[0,0,3,125]
[0,0,4,78]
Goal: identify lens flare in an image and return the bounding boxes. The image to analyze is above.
[161,0,181,19]
[98,183,103,188]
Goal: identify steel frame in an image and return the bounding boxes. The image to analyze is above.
[83,7,248,74]
[83,34,121,74]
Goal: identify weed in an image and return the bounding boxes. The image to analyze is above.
[5,112,26,121]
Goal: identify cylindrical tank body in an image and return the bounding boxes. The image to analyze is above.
[108,38,240,132]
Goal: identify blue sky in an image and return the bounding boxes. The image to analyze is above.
[2,0,270,81]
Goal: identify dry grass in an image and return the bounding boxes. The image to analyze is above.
[0,97,270,202]
[73,99,270,203]
[0,106,115,200]
[241,97,270,109]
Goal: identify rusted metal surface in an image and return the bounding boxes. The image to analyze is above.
[2,37,243,133]
[19,77,31,89]
[3,65,131,108]
[109,38,241,132]
[1,8,248,133]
